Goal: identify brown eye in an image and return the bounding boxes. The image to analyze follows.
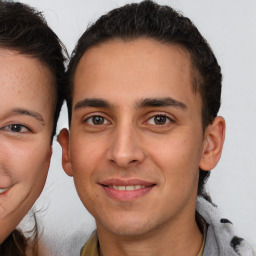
[86,115,109,125]
[154,116,167,125]
[1,124,30,133]
[92,116,104,125]
[147,115,171,125]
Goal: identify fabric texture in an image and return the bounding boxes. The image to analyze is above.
[80,231,98,256]
[197,196,255,256]
[81,197,255,256]
[80,231,205,256]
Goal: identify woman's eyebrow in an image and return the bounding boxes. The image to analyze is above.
[9,108,45,125]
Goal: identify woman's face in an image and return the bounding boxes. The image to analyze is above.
[0,49,56,243]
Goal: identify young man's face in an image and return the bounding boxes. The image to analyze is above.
[0,49,55,242]
[60,39,223,237]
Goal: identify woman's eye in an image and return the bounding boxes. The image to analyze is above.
[86,116,109,125]
[148,115,171,125]
[1,124,30,133]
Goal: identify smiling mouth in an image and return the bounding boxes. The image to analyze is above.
[0,188,9,194]
[107,185,147,191]
[101,182,155,201]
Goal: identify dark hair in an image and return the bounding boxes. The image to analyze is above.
[0,1,66,255]
[0,215,38,256]
[0,0,67,137]
[66,0,222,196]
[0,230,31,256]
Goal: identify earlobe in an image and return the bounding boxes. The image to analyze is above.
[199,116,225,171]
[57,128,73,177]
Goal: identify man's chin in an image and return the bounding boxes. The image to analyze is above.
[97,218,157,238]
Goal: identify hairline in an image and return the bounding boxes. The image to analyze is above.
[0,45,59,140]
[68,37,205,129]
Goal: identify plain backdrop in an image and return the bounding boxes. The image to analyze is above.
[17,0,256,255]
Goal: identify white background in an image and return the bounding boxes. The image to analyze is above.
[18,0,256,255]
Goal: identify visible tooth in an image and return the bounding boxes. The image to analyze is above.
[126,185,135,191]
[110,185,147,191]
[0,188,8,194]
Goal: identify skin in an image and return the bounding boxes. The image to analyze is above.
[0,49,55,243]
[59,39,225,256]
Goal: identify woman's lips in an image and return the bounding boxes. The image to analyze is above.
[0,186,11,195]
[0,175,13,195]
[0,188,9,194]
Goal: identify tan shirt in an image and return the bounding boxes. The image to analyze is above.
[80,231,205,256]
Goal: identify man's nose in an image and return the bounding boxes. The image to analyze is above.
[106,124,145,168]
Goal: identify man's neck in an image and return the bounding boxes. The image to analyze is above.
[97,214,203,256]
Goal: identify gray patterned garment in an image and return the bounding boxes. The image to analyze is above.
[197,197,255,256]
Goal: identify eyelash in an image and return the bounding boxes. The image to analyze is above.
[0,124,31,133]
[83,115,110,126]
[146,114,174,126]
[83,113,174,127]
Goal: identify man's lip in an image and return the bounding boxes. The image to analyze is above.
[100,178,155,187]
[101,180,155,201]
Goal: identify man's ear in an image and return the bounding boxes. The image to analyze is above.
[199,116,225,171]
[57,128,73,177]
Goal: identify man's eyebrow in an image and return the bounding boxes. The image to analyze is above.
[74,98,112,110]
[12,108,45,125]
[137,97,187,109]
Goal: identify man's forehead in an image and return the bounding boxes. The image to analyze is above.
[72,38,199,110]
[75,38,192,75]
